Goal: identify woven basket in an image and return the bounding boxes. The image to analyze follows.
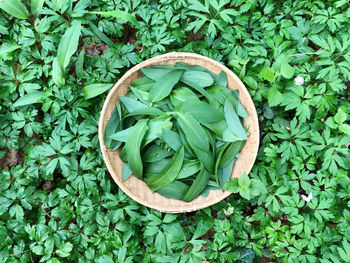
[98,52,259,213]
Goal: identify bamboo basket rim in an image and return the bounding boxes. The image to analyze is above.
[98,52,260,213]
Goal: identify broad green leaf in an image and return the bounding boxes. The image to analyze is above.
[0,0,29,19]
[214,142,230,187]
[147,146,184,191]
[178,126,196,157]
[131,76,154,91]
[57,22,81,69]
[190,143,214,173]
[130,87,150,103]
[30,0,44,17]
[13,92,44,107]
[183,166,211,202]
[215,71,227,87]
[170,87,199,107]
[52,58,65,86]
[126,107,164,117]
[122,162,132,180]
[143,144,173,163]
[219,140,245,168]
[140,67,174,81]
[175,112,209,151]
[144,159,170,177]
[162,129,182,151]
[218,158,235,188]
[89,10,140,29]
[108,127,132,142]
[260,67,275,82]
[149,70,183,102]
[119,96,148,112]
[156,181,190,200]
[177,100,224,123]
[75,49,85,79]
[204,119,227,137]
[82,83,113,100]
[280,63,294,79]
[180,70,214,87]
[144,115,173,145]
[176,159,201,179]
[125,119,149,179]
[104,104,123,149]
[224,100,247,140]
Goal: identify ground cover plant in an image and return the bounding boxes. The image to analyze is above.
[0,0,349,262]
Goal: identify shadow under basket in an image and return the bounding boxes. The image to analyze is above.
[98,52,260,213]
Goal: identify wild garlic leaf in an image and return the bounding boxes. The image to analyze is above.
[125,119,149,179]
[147,146,184,191]
[162,129,182,151]
[183,166,211,202]
[57,22,81,69]
[122,162,132,180]
[140,67,175,81]
[176,159,201,179]
[219,140,245,168]
[156,180,189,200]
[180,70,214,88]
[149,70,183,102]
[0,0,29,19]
[120,96,148,112]
[224,100,247,140]
[177,100,224,123]
[170,87,200,107]
[104,105,122,148]
[143,144,173,163]
[174,112,209,151]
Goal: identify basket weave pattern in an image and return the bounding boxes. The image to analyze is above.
[98,52,259,213]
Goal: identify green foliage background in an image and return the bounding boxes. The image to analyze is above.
[0,0,349,262]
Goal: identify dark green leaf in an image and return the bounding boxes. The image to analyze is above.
[0,0,29,19]
[125,119,149,179]
[83,83,113,100]
[122,162,132,180]
[162,129,182,151]
[174,112,209,151]
[13,92,44,107]
[183,166,211,202]
[156,181,189,200]
[149,70,183,102]
[177,159,201,179]
[180,70,214,88]
[147,146,184,191]
[177,100,224,123]
[143,144,173,163]
[57,22,81,69]
[224,100,247,140]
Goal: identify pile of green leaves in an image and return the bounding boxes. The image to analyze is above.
[104,63,248,201]
[0,0,350,262]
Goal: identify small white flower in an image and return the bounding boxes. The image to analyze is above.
[224,207,234,216]
[301,192,313,202]
[294,76,304,85]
